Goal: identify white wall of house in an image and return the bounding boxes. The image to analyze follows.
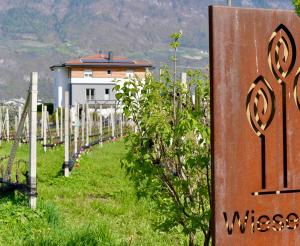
[53,67,70,109]
[52,68,143,109]
[70,77,126,84]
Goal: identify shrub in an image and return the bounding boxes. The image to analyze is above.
[115,33,211,246]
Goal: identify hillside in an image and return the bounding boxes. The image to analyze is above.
[0,0,294,100]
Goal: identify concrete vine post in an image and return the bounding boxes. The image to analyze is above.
[41,104,44,138]
[0,107,2,145]
[60,107,63,142]
[64,91,70,177]
[18,106,22,123]
[26,115,29,141]
[134,121,137,133]
[74,103,78,155]
[181,72,187,108]
[56,109,59,138]
[6,107,9,140]
[181,72,187,90]
[108,109,111,133]
[70,108,73,136]
[81,106,85,145]
[85,103,89,146]
[29,72,38,209]
[99,105,103,146]
[14,115,18,140]
[120,110,123,138]
[47,110,52,144]
[111,105,115,139]
[43,105,47,152]
[18,106,22,145]
[89,107,92,138]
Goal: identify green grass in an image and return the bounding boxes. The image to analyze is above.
[0,140,186,245]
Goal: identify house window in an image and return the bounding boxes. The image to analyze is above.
[107,70,112,75]
[126,70,134,78]
[84,70,93,78]
[104,88,110,100]
[86,88,95,100]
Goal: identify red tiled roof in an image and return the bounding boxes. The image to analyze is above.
[51,53,152,69]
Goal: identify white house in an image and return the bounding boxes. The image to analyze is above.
[50,51,153,108]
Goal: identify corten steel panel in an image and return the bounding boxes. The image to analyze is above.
[210,6,300,246]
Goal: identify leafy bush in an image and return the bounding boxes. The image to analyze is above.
[294,0,300,15]
[116,33,211,246]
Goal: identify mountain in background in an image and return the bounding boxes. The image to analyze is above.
[0,0,293,100]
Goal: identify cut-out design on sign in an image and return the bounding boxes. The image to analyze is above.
[268,24,296,83]
[268,24,295,188]
[247,24,300,195]
[294,69,300,110]
[246,76,275,136]
[246,76,275,189]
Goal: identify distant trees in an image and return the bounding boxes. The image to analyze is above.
[294,0,300,15]
[115,33,211,246]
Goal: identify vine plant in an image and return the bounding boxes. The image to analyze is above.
[115,33,212,246]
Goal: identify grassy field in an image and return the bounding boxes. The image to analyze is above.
[0,140,187,246]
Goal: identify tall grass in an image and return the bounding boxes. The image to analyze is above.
[0,140,186,245]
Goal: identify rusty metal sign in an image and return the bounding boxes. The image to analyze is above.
[210,6,300,245]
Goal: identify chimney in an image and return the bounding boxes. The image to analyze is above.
[108,51,113,61]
